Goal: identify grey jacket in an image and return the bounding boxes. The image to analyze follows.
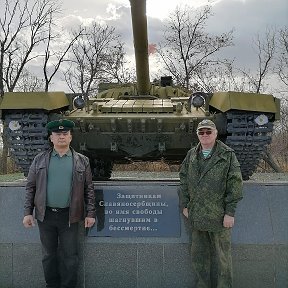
[24,147,96,223]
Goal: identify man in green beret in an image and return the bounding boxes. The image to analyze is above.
[179,119,243,288]
[23,119,96,288]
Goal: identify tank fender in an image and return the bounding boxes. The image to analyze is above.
[0,92,69,111]
[209,91,280,120]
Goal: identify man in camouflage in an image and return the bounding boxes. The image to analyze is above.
[179,119,243,288]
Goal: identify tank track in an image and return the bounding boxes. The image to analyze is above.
[4,111,50,176]
[90,159,113,180]
[225,111,274,180]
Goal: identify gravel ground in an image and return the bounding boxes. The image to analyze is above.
[111,171,288,183]
[247,172,288,182]
[0,171,287,183]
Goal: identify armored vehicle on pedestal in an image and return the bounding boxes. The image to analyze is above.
[0,0,280,180]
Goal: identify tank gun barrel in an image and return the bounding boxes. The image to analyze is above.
[129,0,151,95]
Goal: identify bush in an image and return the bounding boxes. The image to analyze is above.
[0,149,20,175]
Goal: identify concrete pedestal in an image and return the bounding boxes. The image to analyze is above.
[0,180,287,288]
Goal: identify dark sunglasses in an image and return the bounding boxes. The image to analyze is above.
[197,130,213,135]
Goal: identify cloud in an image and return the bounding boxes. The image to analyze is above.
[19,0,287,92]
[61,0,128,20]
[205,0,288,69]
[59,14,95,29]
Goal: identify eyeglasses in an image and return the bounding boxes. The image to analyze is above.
[197,130,213,135]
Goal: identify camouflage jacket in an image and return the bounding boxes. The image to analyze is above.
[179,140,243,232]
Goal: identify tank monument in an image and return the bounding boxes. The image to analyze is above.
[0,1,280,181]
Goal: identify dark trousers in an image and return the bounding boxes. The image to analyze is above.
[38,209,79,288]
[191,228,233,288]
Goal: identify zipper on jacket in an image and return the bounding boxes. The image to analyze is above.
[68,149,75,228]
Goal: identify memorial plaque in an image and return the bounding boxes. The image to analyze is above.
[88,184,180,237]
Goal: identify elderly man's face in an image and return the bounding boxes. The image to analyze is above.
[197,128,217,147]
[50,130,72,148]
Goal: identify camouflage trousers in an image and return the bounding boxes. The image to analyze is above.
[191,228,233,288]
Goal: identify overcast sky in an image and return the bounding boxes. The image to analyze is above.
[53,0,287,91]
[61,0,287,54]
[0,0,286,92]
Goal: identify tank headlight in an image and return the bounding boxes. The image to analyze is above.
[254,114,269,126]
[73,96,85,109]
[190,94,205,108]
[8,120,21,131]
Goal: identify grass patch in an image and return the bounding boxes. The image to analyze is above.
[0,172,25,182]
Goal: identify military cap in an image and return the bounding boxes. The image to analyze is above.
[197,119,216,131]
[46,119,75,132]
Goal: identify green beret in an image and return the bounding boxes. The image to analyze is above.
[46,119,75,132]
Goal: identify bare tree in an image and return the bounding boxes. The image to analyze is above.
[103,44,136,84]
[14,68,44,92]
[0,0,61,94]
[42,15,84,91]
[270,24,288,170]
[266,97,288,172]
[239,27,276,94]
[0,0,61,174]
[240,27,284,172]
[157,5,234,90]
[190,61,236,92]
[275,26,288,91]
[64,22,124,97]
[0,0,28,96]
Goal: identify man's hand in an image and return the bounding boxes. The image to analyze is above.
[85,217,96,228]
[23,215,35,228]
[223,214,235,228]
[182,208,189,218]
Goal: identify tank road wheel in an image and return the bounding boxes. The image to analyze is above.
[3,111,50,176]
[225,111,274,180]
[90,159,113,180]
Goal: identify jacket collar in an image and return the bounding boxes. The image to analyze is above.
[191,140,230,182]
